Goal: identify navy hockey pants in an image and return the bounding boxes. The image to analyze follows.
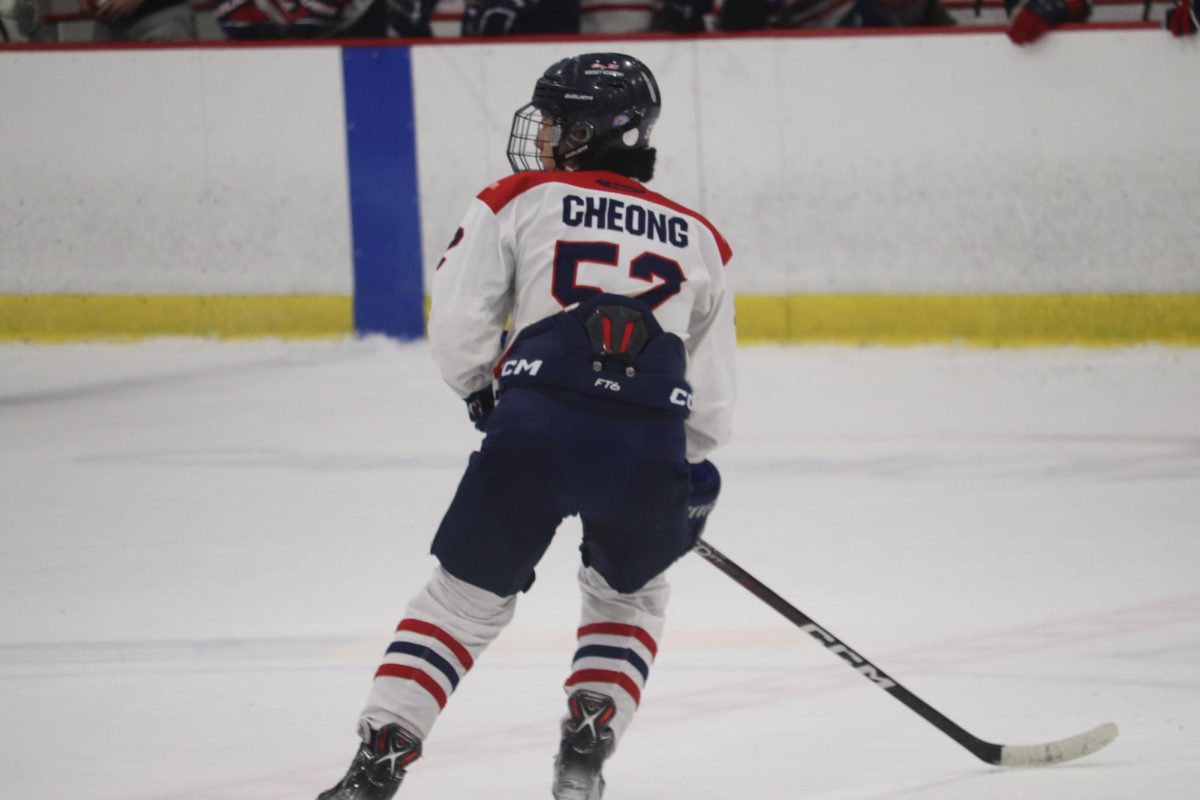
[431,386,692,597]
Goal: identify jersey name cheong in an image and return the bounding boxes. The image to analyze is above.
[562,194,690,249]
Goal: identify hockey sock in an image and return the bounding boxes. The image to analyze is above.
[362,565,517,740]
[563,566,669,747]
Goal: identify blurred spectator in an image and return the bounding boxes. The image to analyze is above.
[459,0,710,35]
[388,0,436,35]
[718,0,952,29]
[1003,0,1090,44]
[576,0,711,33]
[1165,0,1197,33]
[215,0,387,38]
[719,0,835,28]
[649,0,712,30]
[85,0,196,40]
[460,0,579,35]
[579,0,649,31]
[840,0,953,25]
[1,0,44,41]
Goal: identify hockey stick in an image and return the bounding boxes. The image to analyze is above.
[692,537,1118,766]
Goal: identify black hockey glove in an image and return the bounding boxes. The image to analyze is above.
[464,386,496,432]
[461,0,539,35]
[650,0,711,32]
[687,460,721,543]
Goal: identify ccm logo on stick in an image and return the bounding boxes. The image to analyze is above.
[500,359,543,377]
[799,623,896,689]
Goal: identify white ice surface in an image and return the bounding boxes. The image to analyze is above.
[2,340,1198,799]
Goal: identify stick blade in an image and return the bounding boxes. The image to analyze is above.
[998,722,1119,767]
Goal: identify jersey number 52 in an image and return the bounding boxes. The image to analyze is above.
[552,241,685,311]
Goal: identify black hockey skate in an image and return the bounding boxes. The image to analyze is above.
[317,723,421,800]
[553,690,617,800]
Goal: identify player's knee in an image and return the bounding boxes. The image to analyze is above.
[419,564,520,625]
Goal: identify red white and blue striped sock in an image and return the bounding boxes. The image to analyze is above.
[362,566,517,740]
[563,567,669,747]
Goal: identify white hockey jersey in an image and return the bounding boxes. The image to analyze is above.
[429,170,736,462]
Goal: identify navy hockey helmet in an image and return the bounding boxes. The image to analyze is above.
[507,53,661,175]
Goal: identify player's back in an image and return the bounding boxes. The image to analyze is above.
[430,167,735,462]
[474,170,732,344]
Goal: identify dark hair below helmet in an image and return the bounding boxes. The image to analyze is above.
[508,53,661,182]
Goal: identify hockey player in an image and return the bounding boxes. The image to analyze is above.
[318,53,736,800]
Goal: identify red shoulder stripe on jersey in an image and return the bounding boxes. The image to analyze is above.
[477,172,566,214]
[476,171,733,266]
[633,183,734,267]
[396,618,475,671]
[375,664,449,708]
[565,668,643,706]
[577,622,658,658]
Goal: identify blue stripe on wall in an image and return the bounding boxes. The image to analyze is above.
[342,46,424,339]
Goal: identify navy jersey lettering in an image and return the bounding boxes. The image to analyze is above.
[584,196,605,229]
[668,218,688,249]
[561,194,689,249]
[646,212,667,245]
[563,195,584,226]
[606,199,624,231]
[625,205,646,236]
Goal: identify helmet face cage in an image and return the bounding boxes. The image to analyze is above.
[507,104,561,173]
[507,53,661,175]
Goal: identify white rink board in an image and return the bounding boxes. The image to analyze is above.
[0,47,353,295]
[413,31,1200,295]
[1,33,1197,300]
